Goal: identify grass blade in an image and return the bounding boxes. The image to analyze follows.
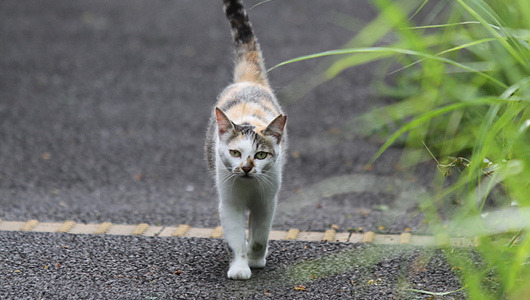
[269,47,508,88]
[367,94,524,165]
[407,286,467,296]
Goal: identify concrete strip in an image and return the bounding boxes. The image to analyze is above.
[69,223,100,234]
[94,222,113,234]
[411,235,435,246]
[334,232,350,242]
[0,220,479,247]
[436,233,450,246]
[107,224,137,235]
[171,225,190,237]
[185,227,215,238]
[348,233,364,243]
[20,220,39,231]
[374,234,400,245]
[143,226,164,237]
[32,222,63,233]
[322,229,336,242]
[285,228,300,240]
[362,231,375,243]
[158,226,178,237]
[399,232,412,244]
[131,223,150,235]
[0,221,27,231]
[57,221,76,233]
[297,231,324,242]
[67,223,94,234]
[269,230,286,240]
[210,226,223,238]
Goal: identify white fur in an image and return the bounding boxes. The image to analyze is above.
[215,134,282,280]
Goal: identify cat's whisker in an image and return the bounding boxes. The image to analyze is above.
[216,173,233,188]
[259,172,275,188]
[255,177,271,196]
[256,176,268,196]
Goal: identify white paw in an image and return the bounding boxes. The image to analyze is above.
[248,257,266,268]
[227,261,251,280]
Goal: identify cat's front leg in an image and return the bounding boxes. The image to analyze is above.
[247,196,276,268]
[219,200,251,280]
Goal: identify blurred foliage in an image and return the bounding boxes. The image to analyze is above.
[272,0,529,298]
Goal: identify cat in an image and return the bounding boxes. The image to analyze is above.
[204,0,287,280]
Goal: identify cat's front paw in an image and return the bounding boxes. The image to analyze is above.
[227,261,251,280]
[248,257,266,268]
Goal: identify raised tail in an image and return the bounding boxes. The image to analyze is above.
[223,0,269,87]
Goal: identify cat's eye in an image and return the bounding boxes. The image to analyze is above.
[229,150,241,158]
[255,151,268,160]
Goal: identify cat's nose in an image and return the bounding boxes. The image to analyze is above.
[242,166,252,174]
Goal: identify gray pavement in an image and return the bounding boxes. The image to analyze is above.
[0,0,462,298]
[0,0,431,232]
[0,232,465,299]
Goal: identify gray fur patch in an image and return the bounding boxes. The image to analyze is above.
[219,86,280,115]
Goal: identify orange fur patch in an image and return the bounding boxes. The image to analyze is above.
[225,102,268,130]
[216,85,245,107]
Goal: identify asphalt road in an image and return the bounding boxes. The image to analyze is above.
[0,0,462,298]
[0,232,465,299]
[0,0,432,232]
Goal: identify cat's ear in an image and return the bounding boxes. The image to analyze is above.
[215,107,235,137]
[263,114,287,143]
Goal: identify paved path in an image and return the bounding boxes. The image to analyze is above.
[0,232,464,299]
[0,1,462,298]
[0,0,432,233]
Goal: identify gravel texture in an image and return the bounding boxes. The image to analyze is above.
[0,231,465,299]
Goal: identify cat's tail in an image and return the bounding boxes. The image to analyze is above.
[223,0,269,87]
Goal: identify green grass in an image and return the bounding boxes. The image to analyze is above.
[271,0,529,298]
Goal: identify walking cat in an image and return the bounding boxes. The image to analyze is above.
[204,0,287,280]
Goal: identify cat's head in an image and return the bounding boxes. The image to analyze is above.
[215,107,286,178]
